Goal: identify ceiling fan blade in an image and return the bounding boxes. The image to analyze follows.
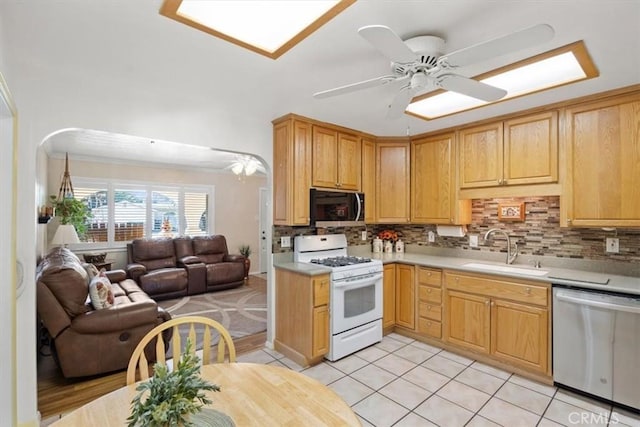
[438,74,507,102]
[387,85,418,119]
[313,75,398,99]
[358,25,417,63]
[440,24,554,68]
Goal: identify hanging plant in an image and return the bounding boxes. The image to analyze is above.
[49,195,92,239]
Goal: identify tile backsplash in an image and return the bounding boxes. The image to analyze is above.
[273,196,640,263]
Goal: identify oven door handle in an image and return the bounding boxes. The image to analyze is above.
[333,272,383,289]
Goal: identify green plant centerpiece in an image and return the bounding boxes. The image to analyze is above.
[127,339,232,427]
[49,195,92,240]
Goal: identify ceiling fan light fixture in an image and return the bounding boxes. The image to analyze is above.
[244,161,258,176]
[231,162,244,175]
[407,41,598,120]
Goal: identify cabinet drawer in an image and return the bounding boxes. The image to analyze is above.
[445,272,548,306]
[418,267,442,287]
[313,277,330,307]
[419,285,442,304]
[418,318,442,339]
[418,302,442,322]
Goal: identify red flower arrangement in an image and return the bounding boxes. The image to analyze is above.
[377,229,398,242]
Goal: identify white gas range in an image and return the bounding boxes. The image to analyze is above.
[294,234,383,361]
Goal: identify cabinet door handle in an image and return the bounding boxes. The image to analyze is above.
[490,301,495,307]
[485,300,490,306]
[427,288,432,293]
[525,287,531,294]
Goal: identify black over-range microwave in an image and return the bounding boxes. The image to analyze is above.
[310,189,365,227]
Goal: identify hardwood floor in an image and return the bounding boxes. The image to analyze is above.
[38,274,268,421]
[38,331,267,420]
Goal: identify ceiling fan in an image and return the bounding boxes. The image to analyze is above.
[313,24,554,118]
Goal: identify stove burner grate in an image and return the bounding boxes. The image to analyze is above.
[310,256,372,267]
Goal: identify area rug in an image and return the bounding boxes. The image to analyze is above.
[156,277,267,350]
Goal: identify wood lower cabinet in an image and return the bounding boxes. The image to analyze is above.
[382,263,396,330]
[275,269,329,366]
[443,271,550,375]
[417,267,443,339]
[395,264,415,330]
[562,92,640,227]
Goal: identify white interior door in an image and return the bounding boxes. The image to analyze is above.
[0,72,17,426]
[259,187,269,273]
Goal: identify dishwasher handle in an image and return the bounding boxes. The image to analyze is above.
[555,290,640,314]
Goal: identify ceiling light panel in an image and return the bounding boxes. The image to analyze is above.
[160,0,356,59]
[407,41,598,120]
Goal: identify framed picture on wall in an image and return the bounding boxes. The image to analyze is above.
[498,202,525,221]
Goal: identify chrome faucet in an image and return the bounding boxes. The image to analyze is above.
[484,228,519,265]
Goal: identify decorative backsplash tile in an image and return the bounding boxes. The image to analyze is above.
[273,196,640,263]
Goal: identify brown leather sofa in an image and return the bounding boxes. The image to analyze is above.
[127,235,245,298]
[184,235,246,293]
[126,237,200,300]
[36,247,171,378]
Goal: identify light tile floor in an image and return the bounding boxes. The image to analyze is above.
[238,333,640,427]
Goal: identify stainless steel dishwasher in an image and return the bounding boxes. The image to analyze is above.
[553,286,640,410]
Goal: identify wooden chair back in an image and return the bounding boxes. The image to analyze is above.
[126,315,236,385]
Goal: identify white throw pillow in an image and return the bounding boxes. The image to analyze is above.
[88,272,114,310]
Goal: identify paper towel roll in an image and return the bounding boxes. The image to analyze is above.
[436,225,467,237]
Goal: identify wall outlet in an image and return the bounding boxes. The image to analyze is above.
[361,231,368,241]
[606,237,619,253]
[469,235,479,248]
[427,231,435,243]
[281,236,291,248]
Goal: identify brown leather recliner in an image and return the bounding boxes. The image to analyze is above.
[126,238,201,300]
[36,247,171,378]
[190,235,245,292]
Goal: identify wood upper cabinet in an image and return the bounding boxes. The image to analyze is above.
[459,122,503,189]
[411,133,471,225]
[459,111,558,189]
[443,271,550,375]
[312,125,361,191]
[361,137,376,223]
[382,263,396,329]
[562,93,640,227]
[376,140,410,223]
[275,269,330,366]
[395,263,415,330]
[273,117,311,226]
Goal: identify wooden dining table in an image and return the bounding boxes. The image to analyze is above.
[51,362,361,426]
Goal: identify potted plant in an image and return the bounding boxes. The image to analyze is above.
[127,339,233,427]
[49,195,92,240]
[238,245,251,280]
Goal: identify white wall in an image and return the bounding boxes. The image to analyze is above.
[0,7,273,426]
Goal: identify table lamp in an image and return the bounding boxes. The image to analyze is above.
[51,224,80,247]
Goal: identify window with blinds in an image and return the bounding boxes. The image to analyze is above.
[72,180,213,246]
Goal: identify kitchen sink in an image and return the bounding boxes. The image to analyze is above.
[463,262,549,276]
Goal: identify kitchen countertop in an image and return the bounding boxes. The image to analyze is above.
[274,246,640,296]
